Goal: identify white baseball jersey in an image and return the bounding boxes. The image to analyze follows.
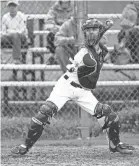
[46,47,99,115]
[2,11,28,36]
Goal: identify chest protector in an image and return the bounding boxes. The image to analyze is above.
[77,43,108,90]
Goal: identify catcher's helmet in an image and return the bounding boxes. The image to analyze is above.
[59,0,70,4]
[82,18,103,46]
[82,18,103,32]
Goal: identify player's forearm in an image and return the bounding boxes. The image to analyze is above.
[6,29,27,35]
[44,15,56,30]
[55,36,75,46]
[44,22,56,30]
[2,24,7,35]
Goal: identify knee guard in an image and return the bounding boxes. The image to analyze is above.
[32,100,58,125]
[39,101,58,124]
[94,102,120,146]
[94,103,118,128]
[25,101,58,149]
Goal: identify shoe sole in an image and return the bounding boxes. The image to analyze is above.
[11,150,28,156]
[115,147,133,154]
[11,147,28,155]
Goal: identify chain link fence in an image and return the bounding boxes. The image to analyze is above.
[1,1,139,139]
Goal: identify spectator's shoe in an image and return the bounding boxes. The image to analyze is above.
[109,142,135,154]
[11,144,29,155]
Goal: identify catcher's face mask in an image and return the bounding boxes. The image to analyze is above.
[84,27,100,46]
[82,19,102,46]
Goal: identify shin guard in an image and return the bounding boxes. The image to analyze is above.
[95,103,121,147]
[105,119,121,147]
[25,118,44,149]
[24,102,57,149]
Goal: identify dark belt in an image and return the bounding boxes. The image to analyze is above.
[64,75,82,89]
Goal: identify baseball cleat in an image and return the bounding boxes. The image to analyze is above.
[109,142,135,154]
[11,144,29,155]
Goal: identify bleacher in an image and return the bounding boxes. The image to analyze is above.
[1,13,120,82]
[1,13,139,108]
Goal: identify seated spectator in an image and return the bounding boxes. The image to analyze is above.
[44,0,73,64]
[54,17,78,72]
[1,0,28,64]
[114,1,139,64]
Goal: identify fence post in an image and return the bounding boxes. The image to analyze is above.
[12,69,19,100]
[31,52,36,100]
[22,51,28,100]
[3,87,9,116]
[39,19,45,100]
[39,18,45,81]
[76,1,92,139]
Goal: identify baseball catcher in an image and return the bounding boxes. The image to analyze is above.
[11,18,135,155]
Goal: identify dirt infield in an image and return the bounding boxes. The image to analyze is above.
[1,134,139,166]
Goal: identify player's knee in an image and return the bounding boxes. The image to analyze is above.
[94,103,116,118]
[102,104,117,121]
[32,101,58,126]
[40,101,58,117]
[94,102,119,129]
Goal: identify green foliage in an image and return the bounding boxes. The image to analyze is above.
[1,107,139,140]
[118,107,139,133]
[43,118,79,140]
[1,117,30,139]
[1,117,79,140]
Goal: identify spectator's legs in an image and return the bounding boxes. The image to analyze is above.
[1,35,12,48]
[1,34,27,63]
[1,35,13,64]
[55,46,71,73]
[10,33,22,63]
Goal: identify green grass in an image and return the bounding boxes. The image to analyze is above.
[1,116,79,140]
[2,133,139,148]
[1,106,139,140]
